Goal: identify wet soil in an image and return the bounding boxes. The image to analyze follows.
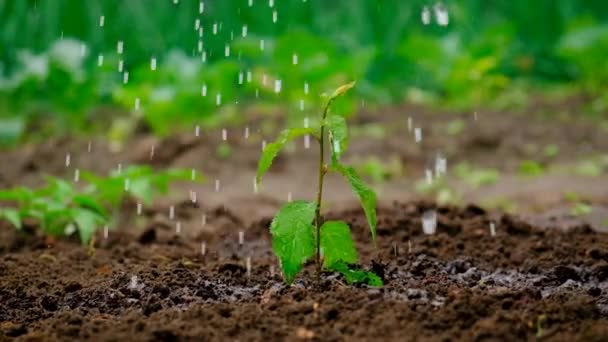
[1,201,608,341]
[1,101,608,340]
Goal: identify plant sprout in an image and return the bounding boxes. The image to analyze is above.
[256,82,381,286]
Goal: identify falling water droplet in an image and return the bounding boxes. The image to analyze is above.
[195,125,200,137]
[150,145,155,160]
[262,140,267,150]
[74,169,80,182]
[425,169,433,185]
[304,135,310,149]
[124,178,130,191]
[260,39,265,51]
[175,221,182,234]
[117,40,124,54]
[238,231,245,245]
[292,53,298,65]
[169,206,175,220]
[421,6,431,25]
[253,177,258,194]
[191,168,197,180]
[422,210,437,235]
[117,163,122,174]
[246,256,252,278]
[122,71,129,84]
[224,44,230,57]
[190,190,197,203]
[246,70,252,82]
[287,192,292,202]
[103,226,109,239]
[215,179,220,192]
[150,57,157,71]
[407,117,413,132]
[415,127,422,143]
[201,84,207,97]
[272,10,278,23]
[97,54,104,66]
[244,126,250,139]
[238,71,244,85]
[434,3,449,26]
[216,93,222,106]
[201,214,207,227]
[118,60,124,72]
[221,128,227,141]
[134,97,141,111]
[269,0,274,7]
[274,79,282,93]
[137,203,143,215]
[199,1,204,13]
[490,222,496,237]
[65,153,71,167]
[242,25,248,37]
[87,141,92,153]
[200,241,207,256]
[99,15,105,27]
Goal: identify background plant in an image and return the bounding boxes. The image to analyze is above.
[256,82,381,286]
[0,166,200,244]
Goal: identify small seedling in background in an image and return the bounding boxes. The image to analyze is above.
[256,82,382,286]
[0,166,201,244]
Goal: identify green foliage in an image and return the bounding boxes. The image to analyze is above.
[320,221,358,268]
[256,127,316,184]
[332,163,377,242]
[257,82,380,285]
[0,178,107,244]
[518,160,545,177]
[330,262,383,287]
[354,156,403,183]
[454,162,500,187]
[0,166,200,244]
[270,200,317,283]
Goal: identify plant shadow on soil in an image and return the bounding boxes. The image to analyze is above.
[1,103,608,341]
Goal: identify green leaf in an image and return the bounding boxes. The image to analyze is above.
[256,127,316,184]
[1,208,22,230]
[333,163,377,242]
[330,81,356,100]
[320,221,357,268]
[72,208,107,244]
[73,194,108,218]
[270,200,317,283]
[325,115,348,163]
[330,262,383,287]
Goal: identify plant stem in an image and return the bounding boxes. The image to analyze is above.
[315,99,333,280]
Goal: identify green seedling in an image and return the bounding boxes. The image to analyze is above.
[256,82,381,286]
[0,178,108,245]
[0,166,200,244]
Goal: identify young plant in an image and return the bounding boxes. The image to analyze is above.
[256,82,382,286]
[0,166,201,244]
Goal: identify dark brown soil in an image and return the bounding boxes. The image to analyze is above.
[1,102,608,341]
[1,201,608,341]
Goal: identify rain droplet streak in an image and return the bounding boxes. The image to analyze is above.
[246,256,252,278]
[269,0,274,7]
[421,6,431,25]
[97,54,104,66]
[260,39,265,50]
[150,57,157,71]
[272,10,278,23]
[103,226,109,239]
[304,135,310,149]
[221,128,227,141]
[414,127,422,143]
[422,210,437,235]
[215,179,221,192]
[262,140,267,150]
[274,79,282,93]
[242,25,248,37]
[200,241,207,256]
[122,71,129,84]
[117,41,124,54]
[117,163,123,174]
[238,231,245,245]
[99,15,105,27]
[169,206,175,220]
[407,117,413,132]
[434,3,449,26]
[253,177,258,194]
[287,192,293,202]
[195,125,200,137]
[201,84,207,96]
[87,141,92,153]
[224,44,230,57]
[150,145,155,160]
[74,169,80,182]
[190,190,197,203]
[292,53,298,65]
[425,169,433,185]
[134,97,141,111]
[175,221,182,234]
[137,203,143,215]
[435,155,447,176]
[65,153,71,167]
[216,93,222,106]
[299,99,305,111]
[490,222,496,237]
[199,1,204,13]
[244,126,250,139]
[201,214,207,227]
[191,168,197,180]
[304,82,309,94]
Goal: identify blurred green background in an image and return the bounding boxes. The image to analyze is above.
[1,0,607,145]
